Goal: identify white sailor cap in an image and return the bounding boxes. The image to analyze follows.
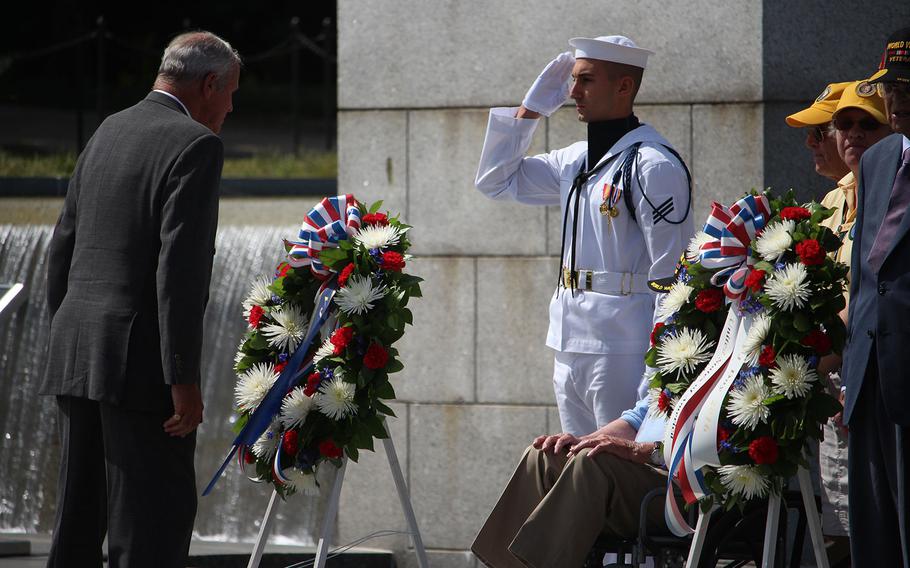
[568,35,653,69]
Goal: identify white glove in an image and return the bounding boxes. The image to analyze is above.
[521,51,575,117]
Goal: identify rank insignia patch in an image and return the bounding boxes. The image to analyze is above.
[652,197,674,224]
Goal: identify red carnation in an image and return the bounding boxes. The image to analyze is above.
[306,372,321,388]
[780,207,811,222]
[748,436,779,465]
[381,251,406,272]
[303,385,316,397]
[330,326,355,355]
[244,450,257,464]
[277,263,291,277]
[248,305,264,328]
[282,430,299,456]
[318,439,343,459]
[796,239,825,266]
[695,288,724,313]
[275,360,288,373]
[717,427,732,444]
[362,212,389,226]
[744,269,766,292]
[338,263,356,288]
[657,390,671,413]
[363,343,389,370]
[650,322,666,346]
[801,329,832,355]
[759,345,776,368]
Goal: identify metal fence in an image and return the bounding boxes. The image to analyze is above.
[0,16,336,154]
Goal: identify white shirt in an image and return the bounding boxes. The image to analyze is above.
[152,89,191,117]
[476,107,694,355]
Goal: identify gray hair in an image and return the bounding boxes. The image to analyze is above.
[157,31,241,89]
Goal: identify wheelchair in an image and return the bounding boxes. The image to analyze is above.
[585,488,815,568]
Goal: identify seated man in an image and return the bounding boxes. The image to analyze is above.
[472,394,668,568]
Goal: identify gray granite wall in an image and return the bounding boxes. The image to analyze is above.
[335,1,765,566]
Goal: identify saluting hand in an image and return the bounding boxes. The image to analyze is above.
[521,51,575,117]
[164,383,204,437]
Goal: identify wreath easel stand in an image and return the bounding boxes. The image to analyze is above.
[682,463,829,568]
[245,417,429,568]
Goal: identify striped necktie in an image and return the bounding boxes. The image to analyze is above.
[867,147,910,272]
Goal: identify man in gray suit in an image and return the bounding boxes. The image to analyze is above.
[842,26,910,567]
[41,31,240,567]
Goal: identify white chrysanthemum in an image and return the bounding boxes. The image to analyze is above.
[261,304,308,352]
[285,468,319,496]
[718,464,770,500]
[335,275,387,315]
[741,313,772,365]
[242,275,273,317]
[770,353,817,399]
[251,420,282,459]
[754,220,795,262]
[314,377,357,420]
[353,224,401,250]
[313,338,336,364]
[657,282,695,319]
[234,338,247,366]
[280,386,314,429]
[727,375,771,430]
[235,362,279,412]
[656,328,715,376]
[765,263,811,311]
[686,231,713,262]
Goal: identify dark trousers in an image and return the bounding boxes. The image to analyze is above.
[47,396,197,568]
[848,360,910,567]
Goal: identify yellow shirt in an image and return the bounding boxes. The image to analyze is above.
[819,172,855,305]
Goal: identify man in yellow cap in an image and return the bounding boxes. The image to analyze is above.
[786,82,851,183]
[842,25,910,567]
[814,79,891,566]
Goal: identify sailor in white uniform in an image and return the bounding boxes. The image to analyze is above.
[475,35,694,437]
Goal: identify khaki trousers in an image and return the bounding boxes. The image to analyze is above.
[472,445,668,568]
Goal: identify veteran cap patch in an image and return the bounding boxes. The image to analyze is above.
[869,27,910,84]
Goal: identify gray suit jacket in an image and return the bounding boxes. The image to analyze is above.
[842,133,908,425]
[41,91,223,413]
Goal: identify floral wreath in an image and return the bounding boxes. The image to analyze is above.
[209,196,421,498]
[650,190,845,511]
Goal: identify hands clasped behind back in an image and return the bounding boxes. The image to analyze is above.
[521,51,575,117]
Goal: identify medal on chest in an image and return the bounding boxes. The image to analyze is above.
[600,182,621,223]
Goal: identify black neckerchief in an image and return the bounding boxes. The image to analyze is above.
[586,114,640,169]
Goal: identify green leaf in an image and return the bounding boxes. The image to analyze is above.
[793,312,812,332]
[386,359,404,373]
[374,379,396,399]
[369,200,384,214]
[347,446,360,463]
[248,332,269,350]
[375,400,397,417]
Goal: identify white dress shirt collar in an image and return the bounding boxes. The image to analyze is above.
[152,89,191,117]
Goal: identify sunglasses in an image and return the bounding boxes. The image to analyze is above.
[876,81,910,96]
[833,116,883,132]
[806,125,830,142]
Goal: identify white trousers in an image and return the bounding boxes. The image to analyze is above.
[552,351,648,437]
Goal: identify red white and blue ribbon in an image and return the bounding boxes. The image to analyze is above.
[662,310,741,536]
[699,194,770,300]
[286,194,362,279]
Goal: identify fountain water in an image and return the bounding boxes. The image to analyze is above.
[0,224,330,543]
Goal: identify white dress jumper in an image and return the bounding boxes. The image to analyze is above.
[475,107,694,435]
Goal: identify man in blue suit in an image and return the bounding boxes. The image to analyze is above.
[842,26,910,566]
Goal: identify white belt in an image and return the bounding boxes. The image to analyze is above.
[561,268,652,295]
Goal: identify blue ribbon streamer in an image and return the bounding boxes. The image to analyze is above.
[203,282,337,496]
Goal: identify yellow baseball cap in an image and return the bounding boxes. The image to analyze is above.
[785,82,852,127]
[833,80,888,124]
